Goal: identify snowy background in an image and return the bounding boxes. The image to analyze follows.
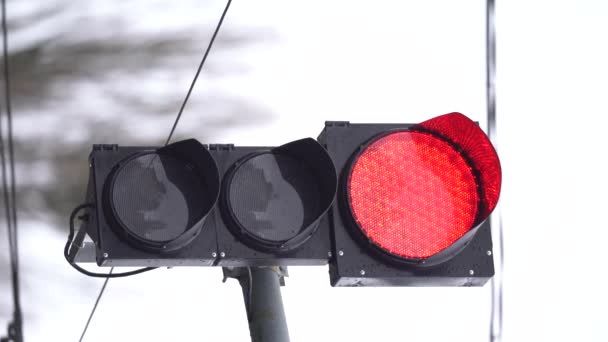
[1,0,608,341]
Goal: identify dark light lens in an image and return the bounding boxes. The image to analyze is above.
[348,131,479,259]
[111,153,206,243]
[227,152,321,242]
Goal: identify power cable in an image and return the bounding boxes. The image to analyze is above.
[165,0,233,146]
[2,0,16,271]
[64,204,156,278]
[78,268,113,342]
[77,1,234,340]
[0,0,23,340]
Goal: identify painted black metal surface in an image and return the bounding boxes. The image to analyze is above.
[214,139,335,266]
[81,128,494,284]
[83,138,336,267]
[86,143,219,267]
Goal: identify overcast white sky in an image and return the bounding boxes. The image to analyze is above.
[3,0,608,341]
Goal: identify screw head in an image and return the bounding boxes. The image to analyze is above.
[211,252,217,258]
[220,252,226,258]
[469,269,475,276]
[360,270,366,276]
[487,250,493,256]
[338,250,344,256]
[102,252,109,259]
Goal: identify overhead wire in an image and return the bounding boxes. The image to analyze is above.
[78,268,113,342]
[0,0,23,340]
[165,0,233,146]
[2,0,16,271]
[77,0,234,340]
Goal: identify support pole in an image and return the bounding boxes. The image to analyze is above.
[223,267,290,342]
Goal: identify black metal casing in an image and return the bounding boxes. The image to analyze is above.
[86,144,219,267]
[83,123,495,285]
[84,139,335,268]
[86,145,217,267]
[318,121,495,287]
[213,139,335,267]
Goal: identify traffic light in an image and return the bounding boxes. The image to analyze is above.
[319,113,501,286]
[82,139,221,266]
[79,138,337,267]
[70,112,501,287]
[214,138,337,266]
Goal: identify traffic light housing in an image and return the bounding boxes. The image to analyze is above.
[319,113,500,286]
[83,139,220,266]
[82,138,336,267]
[72,112,501,287]
[213,138,336,266]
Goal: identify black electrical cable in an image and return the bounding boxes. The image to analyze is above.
[486,0,504,341]
[76,2,234,339]
[68,0,233,279]
[78,268,113,342]
[1,0,23,340]
[68,205,154,342]
[0,102,20,340]
[165,0,233,146]
[3,0,17,275]
[2,0,16,270]
[64,204,156,278]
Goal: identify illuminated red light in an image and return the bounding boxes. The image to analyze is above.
[419,112,501,217]
[347,113,501,261]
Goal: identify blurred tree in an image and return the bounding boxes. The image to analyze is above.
[0,0,275,319]
[2,0,275,225]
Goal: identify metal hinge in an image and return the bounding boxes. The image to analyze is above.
[324,121,350,127]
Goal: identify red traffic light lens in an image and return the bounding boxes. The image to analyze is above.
[418,112,501,218]
[346,113,501,263]
[348,131,479,259]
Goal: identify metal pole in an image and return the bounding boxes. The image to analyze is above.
[246,267,290,342]
[486,1,503,342]
[224,267,291,342]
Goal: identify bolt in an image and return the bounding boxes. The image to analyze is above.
[469,269,475,276]
[328,251,332,257]
[211,252,217,258]
[487,250,493,256]
[102,252,109,259]
[338,250,344,256]
[360,270,366,276]
[220,252,226,258]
